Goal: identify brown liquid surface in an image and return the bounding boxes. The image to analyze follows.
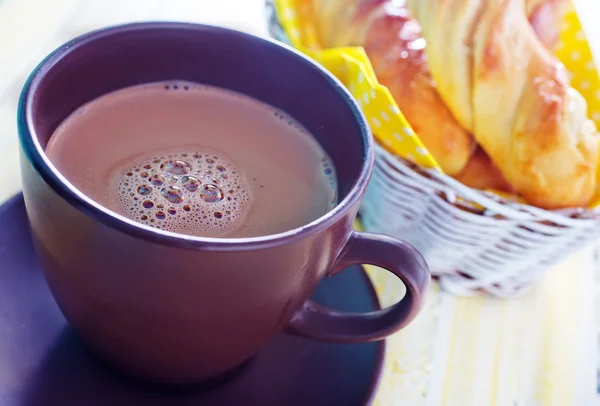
[45,82,337,238]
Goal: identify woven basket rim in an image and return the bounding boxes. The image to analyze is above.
[374,144,600,227]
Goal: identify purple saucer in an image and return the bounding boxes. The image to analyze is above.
[0,194,384,406]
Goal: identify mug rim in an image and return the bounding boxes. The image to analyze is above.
[18,21,373,251]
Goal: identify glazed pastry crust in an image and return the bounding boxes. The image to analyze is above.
[310,0,476,176]
[311,0,598,208]
[471,0,597,208]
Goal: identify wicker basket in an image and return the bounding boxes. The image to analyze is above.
[361,144,600,297]
[266,0,600,297]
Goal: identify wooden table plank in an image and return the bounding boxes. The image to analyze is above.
[368,245,597,405]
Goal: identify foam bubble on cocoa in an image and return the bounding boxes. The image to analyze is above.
[116,150,251,237]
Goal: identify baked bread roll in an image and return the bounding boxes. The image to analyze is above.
[453,0,568,192]
[311,0,476,176]
[311,0,598,209]
[407,0,598,208]
[310,0,557,183]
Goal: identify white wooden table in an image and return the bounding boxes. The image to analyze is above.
[0,1,598,405]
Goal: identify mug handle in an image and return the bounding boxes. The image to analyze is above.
[287,231,430,343]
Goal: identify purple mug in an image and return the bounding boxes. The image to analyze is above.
[18,22,430,385]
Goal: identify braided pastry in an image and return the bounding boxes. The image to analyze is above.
[310,0,598,208]
[407,0,598,208]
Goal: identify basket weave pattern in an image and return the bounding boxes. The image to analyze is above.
[361,145,600,297]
